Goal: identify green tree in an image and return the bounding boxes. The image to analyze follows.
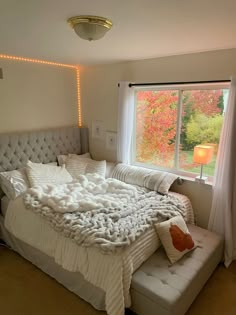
[181,91,194,150]
[181,90,223,150]
[217,94,224,114]
[186,113,223,148]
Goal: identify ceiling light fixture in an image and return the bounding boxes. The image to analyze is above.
[68,15,113,41]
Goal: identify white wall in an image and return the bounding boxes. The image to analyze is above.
[80,48,236,228]
[0,59,78,133]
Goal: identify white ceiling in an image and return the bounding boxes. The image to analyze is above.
[1,0,236,66]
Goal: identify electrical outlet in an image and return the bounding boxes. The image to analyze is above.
[106,132,117,150]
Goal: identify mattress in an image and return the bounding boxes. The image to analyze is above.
[4,192,194,315]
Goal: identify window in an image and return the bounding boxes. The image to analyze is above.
[132,83,229,180]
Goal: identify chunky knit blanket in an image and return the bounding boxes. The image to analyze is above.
[24,173,186,253]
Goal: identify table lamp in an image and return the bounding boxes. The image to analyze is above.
[193,145,214,183]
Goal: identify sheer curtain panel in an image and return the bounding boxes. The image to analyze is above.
[117,82,134,164]
[208,77,236,267]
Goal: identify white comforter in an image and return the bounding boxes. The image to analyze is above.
[23,174,186,253]
[4,177,194,315]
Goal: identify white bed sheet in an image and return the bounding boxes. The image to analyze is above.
[4,192,194,315]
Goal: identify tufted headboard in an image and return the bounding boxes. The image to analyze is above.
[0,127,89,172]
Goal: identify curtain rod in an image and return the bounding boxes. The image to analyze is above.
[128,79,230,87]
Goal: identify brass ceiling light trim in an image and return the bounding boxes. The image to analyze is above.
[68,15,113,41]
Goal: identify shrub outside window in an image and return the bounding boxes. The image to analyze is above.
[132,83,229,180]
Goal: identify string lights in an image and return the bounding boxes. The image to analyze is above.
[76,68,82,127]
[0,54,82,127]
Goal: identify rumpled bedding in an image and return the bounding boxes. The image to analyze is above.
[23,173,186,253]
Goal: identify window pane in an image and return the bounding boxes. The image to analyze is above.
[179,89,229,176]
[135,90,178,168]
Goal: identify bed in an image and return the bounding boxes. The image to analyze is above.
[0,127,195,315]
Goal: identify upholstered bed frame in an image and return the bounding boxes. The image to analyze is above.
[0,126,89,172]
[0,126,107,311]
[0,127,224,315]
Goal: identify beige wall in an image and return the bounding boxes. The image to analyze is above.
[80,48,236,228]
[0,60,77,133]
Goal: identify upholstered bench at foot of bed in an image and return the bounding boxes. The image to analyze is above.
[130,225,223,315]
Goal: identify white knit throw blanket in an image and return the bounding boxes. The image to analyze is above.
[24,173,186,253]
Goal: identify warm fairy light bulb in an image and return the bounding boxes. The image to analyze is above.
[0,54,82,127]
[0,54,75,68]
[76,67,82,127]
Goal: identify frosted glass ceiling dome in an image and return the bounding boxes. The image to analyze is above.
[68,15,113,41]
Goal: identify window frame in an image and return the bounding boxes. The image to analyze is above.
[131,82,230,181]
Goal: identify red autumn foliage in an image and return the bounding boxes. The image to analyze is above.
[136,89,223,168]
[136,90,178,167]
[189,90,222,116]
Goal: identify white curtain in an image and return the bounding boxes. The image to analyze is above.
[117,81,135,164]
[208,77,236,267]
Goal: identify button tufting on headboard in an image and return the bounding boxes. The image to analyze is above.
[0,127,89,172]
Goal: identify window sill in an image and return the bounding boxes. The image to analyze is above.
[177,174,213,187]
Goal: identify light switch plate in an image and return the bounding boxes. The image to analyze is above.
[92,120,104,139]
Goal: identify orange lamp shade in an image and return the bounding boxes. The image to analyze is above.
[193,145,214,165]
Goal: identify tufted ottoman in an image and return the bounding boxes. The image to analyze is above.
[130,225,223,315]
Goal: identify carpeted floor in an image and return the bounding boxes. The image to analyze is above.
[0,245,236,315]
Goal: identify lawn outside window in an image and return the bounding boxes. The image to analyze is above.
[131,83,230,182]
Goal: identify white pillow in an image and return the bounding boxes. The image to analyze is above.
[66,156,106,178]
[26,161,73,187]
[57,152,91,166]
[111,163,178,194]
[0,162,65,199]
[155,216,196,264]
[0,168,29,200]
